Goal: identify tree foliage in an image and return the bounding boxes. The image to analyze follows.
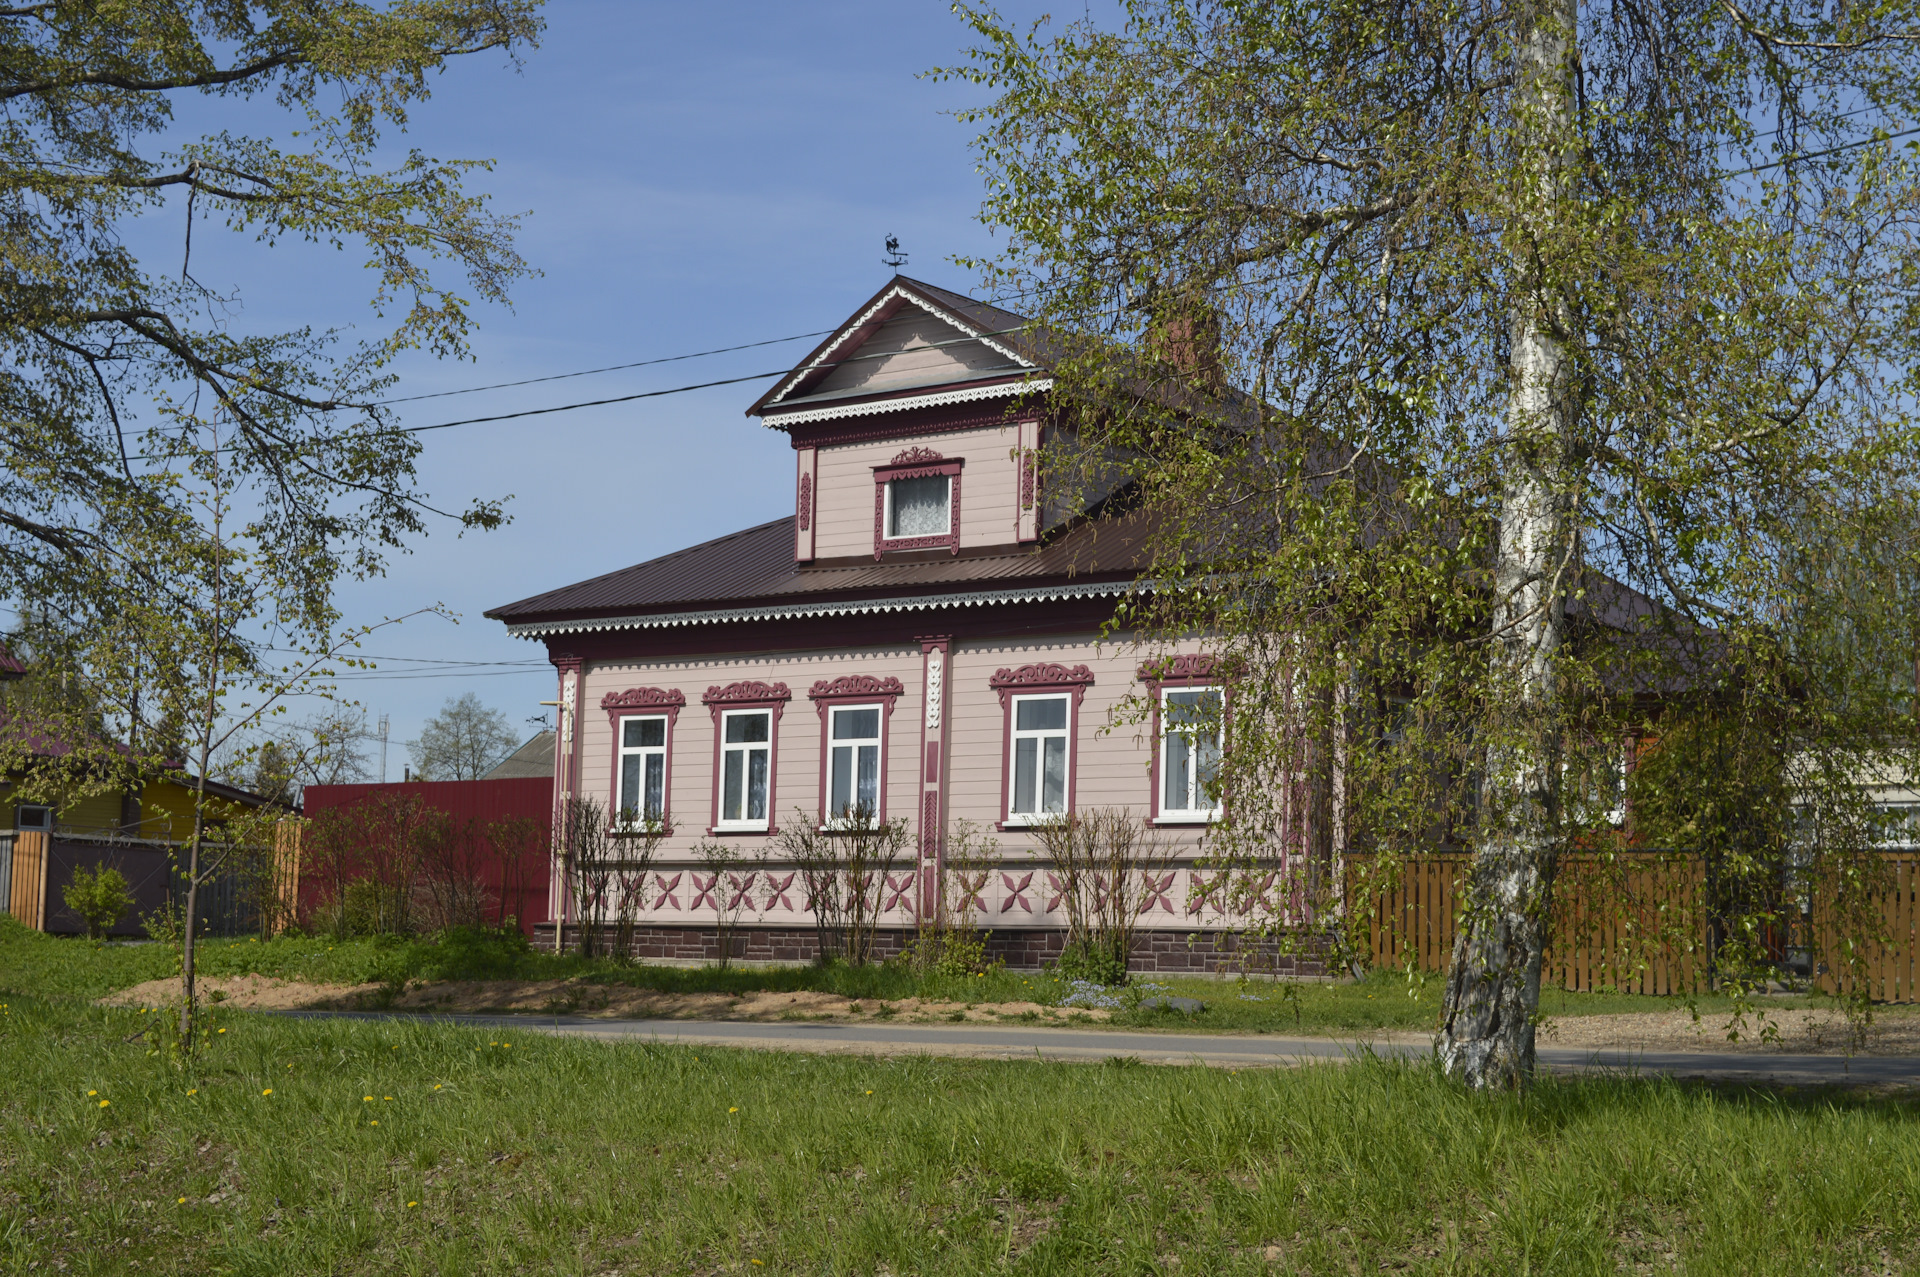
[410,691,516,780]
[947,0,1920,1086]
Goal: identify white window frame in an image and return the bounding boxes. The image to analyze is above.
[883,473,952,541]
[716,708,773,831]
[1158,685,1224,823]
[825,702,885,826]
[1004,692,1072,826]
[614,714,668,829]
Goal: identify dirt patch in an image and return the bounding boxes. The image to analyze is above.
[1542,1005,1920,1056]
[101,974,383,1012]
[99,976,1113,1025]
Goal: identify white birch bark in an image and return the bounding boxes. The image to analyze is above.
[1438,0,1580,1089]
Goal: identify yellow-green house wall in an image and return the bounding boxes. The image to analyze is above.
[1,774,260,840]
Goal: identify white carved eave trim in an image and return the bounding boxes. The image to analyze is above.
[763,284,1041,409]
[504,578,1141,639]
[762,377,1054,427]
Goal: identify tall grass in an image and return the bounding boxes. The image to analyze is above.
[1,991,1915,1274]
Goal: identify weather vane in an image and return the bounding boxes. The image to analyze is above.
[883,234,908,271]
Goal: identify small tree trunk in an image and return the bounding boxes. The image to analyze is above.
[1438,0,1578,1090]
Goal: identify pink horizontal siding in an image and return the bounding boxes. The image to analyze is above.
[812,424,1022,559]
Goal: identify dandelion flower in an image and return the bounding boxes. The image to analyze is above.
[866,1090,874,1095]
[433,1084,442,1090]
[262,1088,273,1096]
[751,1262,764,1268]
[218,1028,226,1034]
[370,1120,379,1126]
[177,1197,186,1205]
[407,1201,418,1208]
[384,1096,392,1101]
[365,1096,374,1102]
[99,1099,110,1108]
[729,1107,739,1113]
[87,1090,97,1096]
[187,1089,198,1096]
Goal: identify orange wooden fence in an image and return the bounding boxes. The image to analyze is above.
[1346,849,1920,1001]
[1811,853,1920,1002]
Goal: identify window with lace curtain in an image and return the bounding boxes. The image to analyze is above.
[884,474,951,539]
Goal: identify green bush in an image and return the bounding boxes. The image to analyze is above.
[61,866,132,941]
[1053,935,1129,985]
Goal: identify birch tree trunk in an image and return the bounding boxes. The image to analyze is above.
[1437,0,1579,1090]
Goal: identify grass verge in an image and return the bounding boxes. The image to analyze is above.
[0,917,1830,1036]
[3,989,1917,1275]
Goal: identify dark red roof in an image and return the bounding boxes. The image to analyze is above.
[485,512,1151,630]
[0,641,24,680]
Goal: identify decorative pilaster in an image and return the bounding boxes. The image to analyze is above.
[1016,418,1040,542]
[917,636,952,918]
[550,653,584,929]
[794,446,818,562]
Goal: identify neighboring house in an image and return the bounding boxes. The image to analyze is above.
[483,730,556,780]
[489,276,1265,972]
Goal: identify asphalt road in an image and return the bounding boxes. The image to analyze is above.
[288,1011,1920,1087]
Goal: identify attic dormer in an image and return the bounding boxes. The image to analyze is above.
[749,279,1057,564]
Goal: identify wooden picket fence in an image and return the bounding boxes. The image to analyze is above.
[1346,849,1920,1002]
[1810,853,1920,1003]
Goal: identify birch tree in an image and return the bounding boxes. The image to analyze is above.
[948,0,1920,1088]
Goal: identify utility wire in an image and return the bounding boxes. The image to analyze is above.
[372,329,837,404]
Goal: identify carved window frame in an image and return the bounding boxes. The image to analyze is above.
[872,447,963,559]
[700,681,791,835]
[601,688,685,835]
[808,675,904,825]
[988,663,1095,831]
[1138,655,1226,825]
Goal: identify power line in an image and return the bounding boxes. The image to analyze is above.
[372,329,837,405]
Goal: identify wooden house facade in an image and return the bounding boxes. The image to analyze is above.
[488,278,1306,973]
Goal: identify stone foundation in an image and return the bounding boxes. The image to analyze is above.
[531,922,1329,977]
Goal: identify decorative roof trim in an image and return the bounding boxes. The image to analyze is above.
[762,377,1053,427]
[763,284,1039,410]
[502,579,1141,640]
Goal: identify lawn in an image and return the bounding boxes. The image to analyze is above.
[3,986,1917,1275]
[0,919,1824,1037]
[1,922,1914,1274]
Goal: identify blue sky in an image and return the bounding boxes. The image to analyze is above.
[162,1,1062,768]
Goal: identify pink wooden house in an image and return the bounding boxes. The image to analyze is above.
[488,277,1309,973]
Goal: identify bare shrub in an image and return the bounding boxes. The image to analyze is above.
[485,813,549,930]
[1031,809,1175,984]
[904,818,1000,977]
[693,837,757,969]
[775,804,911,967]
[560,795,616,957]
[417,815,498,931]
[610,817,667,963]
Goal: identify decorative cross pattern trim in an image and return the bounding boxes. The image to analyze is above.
[797,472,813,531]
[690,872,720,911]
[726,872,759,911]
[1138,653,1219,681]
[1141,871,1177,913]
[955,869,989,916]
[988,662,1095,689]
[808,675,905,699]
[653,872,683,911]
[600,687,686,711]
[891,445,944,465]
[1044,872,1066,914]
[999,871,1034,913]
[883,872,917,913]
[764,872,797,911]
[702,680,792,704]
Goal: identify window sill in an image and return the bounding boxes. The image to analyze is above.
[997,815,1068,832]
[709,824,773,836]
[1152,814,1220,826]
[609,824,673,838]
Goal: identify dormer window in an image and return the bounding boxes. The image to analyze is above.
[871,447,963,558]
[886,475,951,539]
